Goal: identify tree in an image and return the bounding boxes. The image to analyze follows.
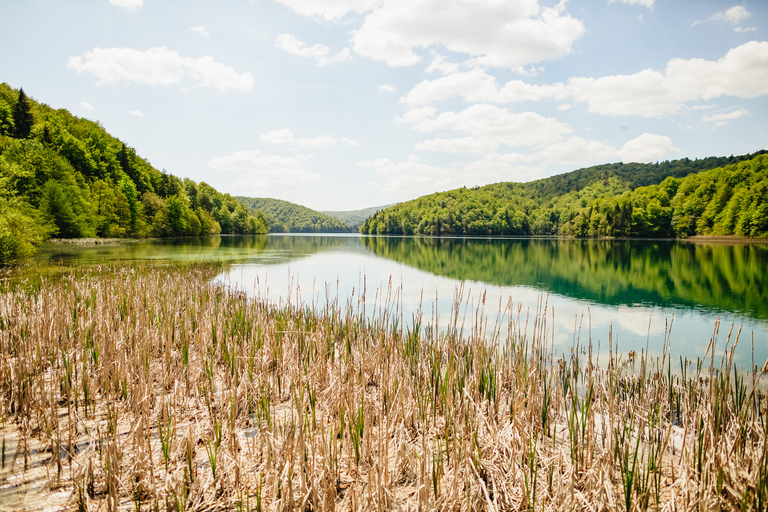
[12,88,34,139]
[0,99,14,136]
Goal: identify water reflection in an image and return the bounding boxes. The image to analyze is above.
[21,234,768,367]
[362,237,768,321]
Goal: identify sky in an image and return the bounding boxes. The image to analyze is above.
[1,0,767,211]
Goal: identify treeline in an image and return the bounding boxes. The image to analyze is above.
[360,152,768,238]
[0,84,267,262]
[236,197,354,233]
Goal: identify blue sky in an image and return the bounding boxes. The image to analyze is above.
[1,0,767,210]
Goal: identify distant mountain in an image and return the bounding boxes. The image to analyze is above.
[360,152,768,238]
[0,83,267,263]
[321,204,396,230]
[236,197,354,233]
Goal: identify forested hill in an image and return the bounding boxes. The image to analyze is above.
[0,83,268,263]
[321,204,396,231]
[236,197,354,233]
[360,152,768,238]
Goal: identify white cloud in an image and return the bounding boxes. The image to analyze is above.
[109,0,143,12]
[260,128,339,149]
[702,107,749,125]
[296,135,337,149]
[534,136,620,167]
[401,69,566,106]
[275,34,351,67]
[415,137,498,154]
[461,153,543,185]
[67,46,254,92]
[609,0,654,8]
[620,133,677,163]
[711,6,750,24]
[188,26,210,38]
[568,41,768,116]
[341,137,360,147]
[208,151,322,191]
[273,0,379,22]
[359,158,459,197]
[735,26,757,33]
[79,101,95,111]
[260,128,296,145]
[378,84,395,93]
[398,103,571,147]
[425,54,460,75]
[351,0,585,69]
[130,110,145,117]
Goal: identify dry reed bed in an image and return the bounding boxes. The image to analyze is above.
[0,265,766,511]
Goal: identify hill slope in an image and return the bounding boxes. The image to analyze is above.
[0,83,268,262]
[360,152,768,238]
[321,204,396,231]
[236,197,354,233]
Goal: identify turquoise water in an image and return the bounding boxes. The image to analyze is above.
[31,234,768,368]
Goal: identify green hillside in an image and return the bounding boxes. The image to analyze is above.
[360,152,768,238]
[321,204,396,230]
[0,83,268,263]
[236,197,354,233]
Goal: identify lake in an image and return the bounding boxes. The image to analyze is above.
[31,234,768,368]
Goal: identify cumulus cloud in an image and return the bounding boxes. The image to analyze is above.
[359,158,459,197]
[351,0,585,68]
[208,151,322,192]
[401,69,566,106]
[398,104,571,147]
[377,84,395,93]
[341,137,360,147]
[568,41,768,116]
[533,136,620,167]
[399,42,768,118]
[619,133,677,163]
[260,128,296,145]
[109,0,143,12]
[273,0,380,22]
[188,26,210,38]
[275,0,584,69]
[425,54,461,75]
[260,128,341,149]
[608,0,654,8]
[702,107,749,126]
[79,101,95,111]
[461,153,541,185]
[415,137,499,154]
[67,46,254,92]
[711,6,750,24]
[130,110,145,117]
[296,135,337,149]
[275,34,351,67]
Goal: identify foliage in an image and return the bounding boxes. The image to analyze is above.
[237,196,354,233]
[0,83,268,262]
[321,203,396,231]
[361,153,768,238]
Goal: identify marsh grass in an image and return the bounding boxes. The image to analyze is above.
[0,264,766,511]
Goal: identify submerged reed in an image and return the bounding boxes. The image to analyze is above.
[0,264,765,511]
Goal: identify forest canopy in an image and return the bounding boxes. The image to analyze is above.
[360,152,768,239]
[236,197,354,233]
[0,83,268,262]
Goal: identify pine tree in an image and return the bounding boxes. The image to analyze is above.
[12,88,34,138]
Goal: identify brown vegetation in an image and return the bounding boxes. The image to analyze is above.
[0,265,766,511]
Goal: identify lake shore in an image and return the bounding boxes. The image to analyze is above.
[0,264,765,511]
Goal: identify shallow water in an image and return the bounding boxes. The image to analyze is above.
[26,234,768,368]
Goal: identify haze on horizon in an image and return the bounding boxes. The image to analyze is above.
[1,0,767,211]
